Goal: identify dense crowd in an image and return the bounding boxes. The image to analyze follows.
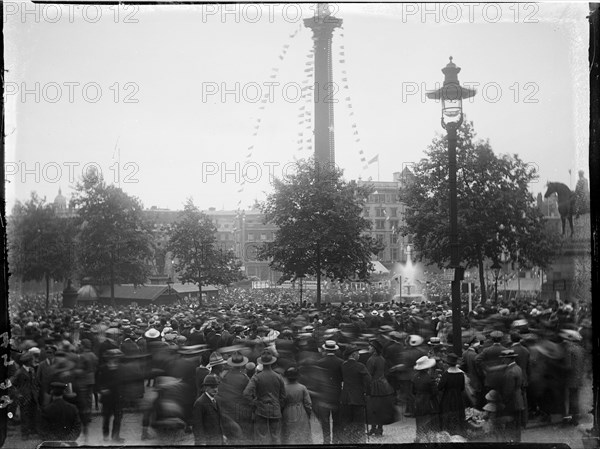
[3,288,592,445]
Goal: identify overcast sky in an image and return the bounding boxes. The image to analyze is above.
[4,2,589,212]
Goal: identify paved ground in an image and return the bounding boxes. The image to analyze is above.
[5,381,594,448]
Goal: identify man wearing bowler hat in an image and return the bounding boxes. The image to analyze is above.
[243,350,286,444]
[314,340,344,444]
[193,374,224,445]
[339,345,372,444]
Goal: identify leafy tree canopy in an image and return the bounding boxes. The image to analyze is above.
[167,199,244,306]
[9,192,76,306]
[399,120,557,301]
[259,159,384,306]
[70,170,154,293]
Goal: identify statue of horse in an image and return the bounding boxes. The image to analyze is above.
[544,182,575,236]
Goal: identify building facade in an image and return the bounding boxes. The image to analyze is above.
[358,170,412,266]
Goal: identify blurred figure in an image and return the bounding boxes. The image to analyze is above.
[499,349,525,442]
[412,356,439,443]
[39,382,81,443]
[339,345,371,444]
[97,349,126,443]
[36,345,57,407]
[281,367,312,444]
[11,352,40,440]
[559,329,585,425]
[314,340,343,444]
[74,339,98,441]
[437,353,465,436]
[365,340,395,437]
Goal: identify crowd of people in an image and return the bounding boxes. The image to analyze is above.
[3,288,592,445]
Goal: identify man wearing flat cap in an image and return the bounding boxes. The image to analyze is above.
[39,382,82,443]
[339,345,372,444]
[243,351,286,444]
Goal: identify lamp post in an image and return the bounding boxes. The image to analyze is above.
[491,260,502,304]
[427,57,476,356]
[166,277,174,301]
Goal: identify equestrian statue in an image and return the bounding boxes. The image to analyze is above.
[544,171,589,237]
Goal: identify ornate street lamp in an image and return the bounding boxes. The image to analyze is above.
[426,57,476,356]
[491,260,502,304]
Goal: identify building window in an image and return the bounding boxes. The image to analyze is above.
[389,220,399,230]
[260,233,267,241]
[391,233,398,244]
[247,233,254,241]
[391,248,399,260]
[375,207,385,217]
[376,220,385,230]
[390,207,397,217]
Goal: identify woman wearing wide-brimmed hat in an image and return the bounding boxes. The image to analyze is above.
[365,340,396,437]
[412,356,439,442]
[281,366,312,444]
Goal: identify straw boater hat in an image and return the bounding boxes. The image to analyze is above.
[322,340,339,351]
[227,351,249,367]
[428,337,442,346]
[414,356,436,371]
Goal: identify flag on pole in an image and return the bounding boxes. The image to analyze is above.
[368,154,379,165]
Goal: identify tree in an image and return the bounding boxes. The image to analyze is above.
[8,192,76,308]
[399,120,557,303]
[167,199,244,307]
[70,170,154,300]
[259,158,384,307]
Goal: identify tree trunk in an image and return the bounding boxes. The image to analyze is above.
[110,257,115,304]
[198,283,203,308]
[316,242,321,308]
[478,256,487,304]
[45,273,50,310]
